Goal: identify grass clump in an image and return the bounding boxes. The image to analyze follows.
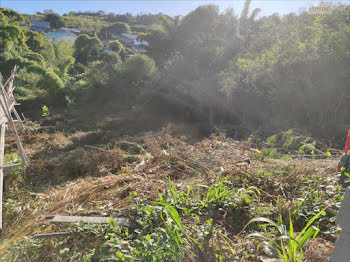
[243,208,327,261]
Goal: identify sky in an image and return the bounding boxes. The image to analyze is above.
[0,0,349,17]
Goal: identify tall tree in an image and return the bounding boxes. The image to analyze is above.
[99,22,130,41]
[238,0,261,48]
[138,15,181,63]
[74,34,103,65]
[45,12,64,29]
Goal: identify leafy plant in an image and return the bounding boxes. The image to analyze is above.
[199,173,235,210]
[41,105,49,117]
[298,140,316,155]
[282,129,294,150]
[157,203,196,260]
[266,134,278,145]
[243,207,327,262]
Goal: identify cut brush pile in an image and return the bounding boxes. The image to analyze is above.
[0,131,342,261]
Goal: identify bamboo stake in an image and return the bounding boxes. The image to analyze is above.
[0,77,24,130]
[0,81,29,164]
[0,65,28,230]
[0,123,6,230]
[2,66,18,92]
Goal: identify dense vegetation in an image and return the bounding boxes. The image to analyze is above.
[0,1,349,261]
[2,2,350,141]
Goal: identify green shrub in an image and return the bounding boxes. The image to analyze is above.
[37,71,64,95]
[109,39,124,53]
[21,52,44,65]
[122,54,157,83]
[243,208,327,262]
[100,50,121,65]
[26,62,46,75]
[131,25,147,33]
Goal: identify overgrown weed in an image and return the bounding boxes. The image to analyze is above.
[0,133,341,261]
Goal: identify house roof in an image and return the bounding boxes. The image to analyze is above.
[119,33,149,46]
[120,33,138,41]
[29,20,50,29]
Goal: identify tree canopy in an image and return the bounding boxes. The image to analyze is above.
[44,11,64,29]
[2,3,350,138]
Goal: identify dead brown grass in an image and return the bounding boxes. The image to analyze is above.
[0,131,339,260]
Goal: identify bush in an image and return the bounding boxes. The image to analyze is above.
[131,25,147,33]
[22,52,44,65]
[83,61,114,89]
[37,71,64,95]
[100,50,121,65]
[122,54,157,83]
[109,40,124,53]
[26,62,46,75]
[74,34,103,65]
[108,22,130,36]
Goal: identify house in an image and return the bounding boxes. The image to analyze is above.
[119,33,148,47]
[29,20,51,33]
[44,31,78,44]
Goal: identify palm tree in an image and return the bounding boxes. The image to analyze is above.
[239,0,261,47]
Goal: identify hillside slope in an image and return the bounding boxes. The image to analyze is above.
[0,120,341,261]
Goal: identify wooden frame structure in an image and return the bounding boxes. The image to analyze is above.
[0,66,29,230]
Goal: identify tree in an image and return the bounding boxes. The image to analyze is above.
[238,0,262,48]
[99,22,130,41]
[155,5,240,125]
[109,40,124,53]
[37,71,64,95]
[131,25,147,33]
[82,52,121,89]
[122,54,157,83]
[114,54,158,104]
[138,15,181,62]
[219,3,350,135]
[45,12,64,29]
[25,30,46,53]
[74,34,103,65]
[53,41,75,78]
[179,5,219,41]
[0,8,27,51]
[0,8,27,25]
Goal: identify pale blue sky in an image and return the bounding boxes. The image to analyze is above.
[0,0,348,17]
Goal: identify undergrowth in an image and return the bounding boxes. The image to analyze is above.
[0,132,342,261]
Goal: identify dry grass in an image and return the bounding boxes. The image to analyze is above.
[0,130,339,261]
